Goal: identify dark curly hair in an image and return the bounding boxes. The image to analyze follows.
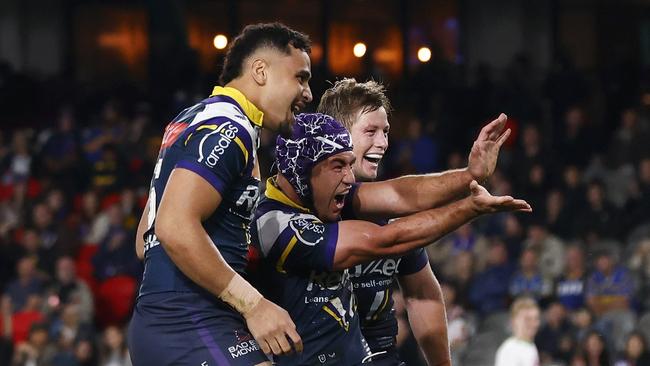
[219,22,311,85]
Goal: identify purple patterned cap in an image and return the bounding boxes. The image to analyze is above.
[276,113,353,204]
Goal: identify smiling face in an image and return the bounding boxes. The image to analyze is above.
[309,151,356,222]
[349,107,389,181]
[257,46,313,136]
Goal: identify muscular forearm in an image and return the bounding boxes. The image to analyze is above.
[379,197,478,257]
[335,198,479,269]
[400,268,451,366]
[406,299,451,366]
[156,218,240,299]
[390,168,473,213]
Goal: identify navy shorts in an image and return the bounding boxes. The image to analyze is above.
[128,292,269,366]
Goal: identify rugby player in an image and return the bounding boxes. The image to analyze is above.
[251,113,530,365]
[128,23,313,365]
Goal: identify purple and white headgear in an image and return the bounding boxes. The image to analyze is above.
[276,113,353,203]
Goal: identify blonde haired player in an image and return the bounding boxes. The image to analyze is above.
[494,297,541,366]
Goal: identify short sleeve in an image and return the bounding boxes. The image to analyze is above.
[397,248,429,276]
[267,214,340,273]
[175,121,252,195]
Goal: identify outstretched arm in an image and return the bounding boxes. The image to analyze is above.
[350,114,510,220]
[332,180,530,270]
[399,266,451,366]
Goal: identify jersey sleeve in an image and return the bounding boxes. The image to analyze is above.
[397,248,429,276]
[266,214,340,273]
[175,120,252,195]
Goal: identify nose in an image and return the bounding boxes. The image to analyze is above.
[375,131,388,150]
[303,84,313,104]
[342,166,355,184]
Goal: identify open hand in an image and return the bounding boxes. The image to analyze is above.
[469,180,532,214]
[468,113,511,181]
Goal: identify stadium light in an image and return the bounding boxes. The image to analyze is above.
[213,34,228,50]
[418,47,432,63]
[353,42,367,58]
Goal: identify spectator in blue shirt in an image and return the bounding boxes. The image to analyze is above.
[586,250,634,317]
[555,245,587,311]
[469,239,514,315]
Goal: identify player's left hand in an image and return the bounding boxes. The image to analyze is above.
[468,113,510,181]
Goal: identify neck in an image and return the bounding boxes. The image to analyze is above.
[276,174,305,207]
[226,79,262,113]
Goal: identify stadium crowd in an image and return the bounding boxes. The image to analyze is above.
[2,50,650,366]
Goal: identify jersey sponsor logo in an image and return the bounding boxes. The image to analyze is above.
[306,269,350,291]
[228,338,260,359]
[350,258,403,278]
[143,232,160,254]
[198,123,239,168]
[289,216,325,246]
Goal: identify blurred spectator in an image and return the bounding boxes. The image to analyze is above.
[81,100,127,164]
[606,108,647,168]
[11,322,55,366]
[50,304,92,352]
[36,108,81,192]
[524,221,566,279]
[615,331,650,366]
[500,213,525,265]
[576,180,622,242]
[92,204,139,281]
[2,130,32,185]
[545,189,574,239]
[509,248,553,302]
[586,250,635,317]
[440,250,474,309]
[561,164,588,218]
[394,118,440,174]
[494,297,540,366]
[555,245,588,311]
[73,338,97,366]
[78,191,110,245]
[5,256,44,312]
[46,256,94,322]
[90,144,126,193]
[574,330,611,366]
[626,158,650,231]
[535,301,575,365]
[555,106,595,168]
[468,239,513,315]
[99,325,132,366]
[627,238,650,311]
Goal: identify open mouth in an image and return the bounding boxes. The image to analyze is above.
[364,153,383,165]
[334,192,347,209]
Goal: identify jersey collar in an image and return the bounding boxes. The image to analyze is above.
[265,177,311,213]
[210,86,264,127]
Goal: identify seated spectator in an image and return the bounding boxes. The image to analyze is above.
[440,251,475,309]
[11,322,55,366]
[77,190,110,245]
[99,325,132,366]
[92,204,139,281]
[495,297,541,366]
[50,304,93,352]
[469,239,514,315]
[573,330,611,366]
[46,256,94,323]
[535,301,575,365]
[575,180,622,242]
[11,294,46,345]
[555,244,588,311]
[586,250,634,317]
[509,248,553,301]
[524,221,566,279]
[5,256,44,312]
[615,330,650,366]
[545,189,574,239]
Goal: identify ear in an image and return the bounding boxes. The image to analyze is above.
[250,58,267,86]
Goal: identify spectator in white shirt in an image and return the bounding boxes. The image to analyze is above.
[495,297,541,366]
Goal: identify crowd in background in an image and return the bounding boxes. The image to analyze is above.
[2,50,650,366]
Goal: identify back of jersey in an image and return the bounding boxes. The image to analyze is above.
[138,91,261,302]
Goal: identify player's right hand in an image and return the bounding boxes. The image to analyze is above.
[243,298,303,356]
[469,180,532,214]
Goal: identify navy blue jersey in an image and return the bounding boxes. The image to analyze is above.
[139,86,262,298]
[251,179,370,365]
[129,86,270,365]
[343,184,429,354]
